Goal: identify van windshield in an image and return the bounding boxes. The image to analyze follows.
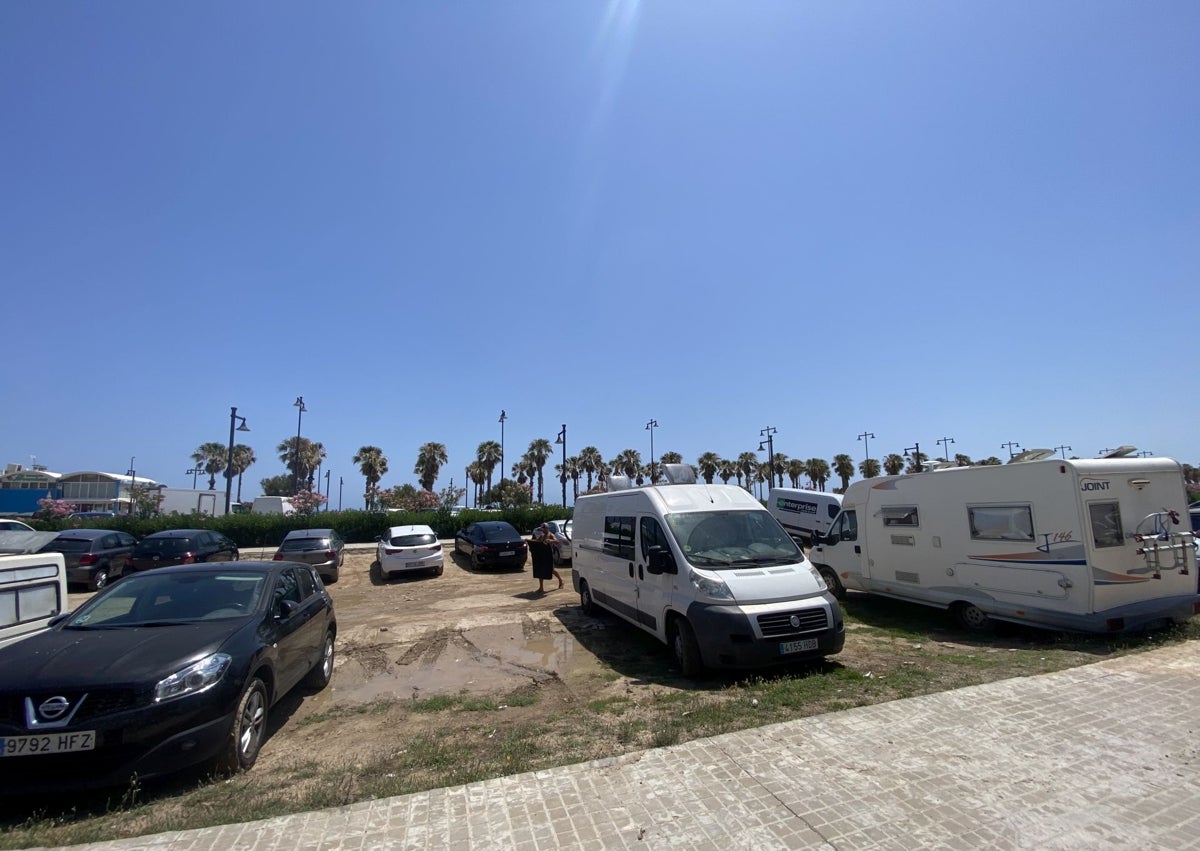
[666,510,802,569]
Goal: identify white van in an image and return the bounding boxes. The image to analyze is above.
[252,496,295,515]
[809,453,1199,634]
[571,465,844,676]
[766,488,843,546]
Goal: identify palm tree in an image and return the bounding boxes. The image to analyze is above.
[277,436,322,492]
[858,457,882,479]
[953,453,973,467]
[610,449,642,480]
[661,451,683,465]
[561,455,582,501]
[696,452,722,484]
[192,442,228,490]
[735,452,759,491]
[883,453,906,476]
[476,441,503,493]
[717,459,736,484]
[511,458,535,487]
[578,446,604,491]
[352,446,389,509]
[230,444,256,503]
[466,460,488,507]
[414,442,448,491]
[770,452,788,488]
[833,454,855,492]
[525,438,554,503]
[805,458,831,491]
[303,441,327,491]
[904,450,928,474]
[787,459,806,487]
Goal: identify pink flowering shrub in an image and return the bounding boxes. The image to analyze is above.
[36,498,78,519]
[291,489,328,516]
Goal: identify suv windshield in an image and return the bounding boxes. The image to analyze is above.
[666,510,801,569]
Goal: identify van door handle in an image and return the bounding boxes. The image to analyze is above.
[854,545,861,554]
[628,563,634,578]
[638,564,644,580]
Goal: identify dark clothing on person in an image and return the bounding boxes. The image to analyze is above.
[530,538,555,580]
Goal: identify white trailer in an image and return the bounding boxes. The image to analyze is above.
[809,453,1198,634]
[156,488,228,517]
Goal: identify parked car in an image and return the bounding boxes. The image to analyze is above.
[0,519,35,532]
[272,528,344,583]
[537,519,573,565]
[126,529,238,572]
[376,524,444,578]
[454,521,528,570]
[39,528,137,590]
[0,561,336,793]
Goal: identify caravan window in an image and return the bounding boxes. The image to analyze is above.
[880,506,919,527]
[1088,502,1125,548]
[968,506,1034,541]
[603,516,635,560]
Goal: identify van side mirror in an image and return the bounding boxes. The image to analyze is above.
[815,533,831,547]
[646,548,677,575]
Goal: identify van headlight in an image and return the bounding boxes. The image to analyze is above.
[806,564,826,586]
[154,653,232,703]
[689,570,733,600]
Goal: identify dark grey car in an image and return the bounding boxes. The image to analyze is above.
[272,528,344,583]
[40,529,138,590]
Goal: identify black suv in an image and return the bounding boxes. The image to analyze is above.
[126,529,238,572]
[41,529,138,590]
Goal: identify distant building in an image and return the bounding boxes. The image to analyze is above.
[0,464,62,516]
[58,472,161,515]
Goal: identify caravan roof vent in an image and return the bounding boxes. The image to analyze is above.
[1007,449,1056,464]
[661,464,697,485]
[1101,445,1138,458]
[607,475,632,491]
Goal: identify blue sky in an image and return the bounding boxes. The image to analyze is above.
[2,1,1197,505]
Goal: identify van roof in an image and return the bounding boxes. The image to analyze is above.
[582,483,764,514]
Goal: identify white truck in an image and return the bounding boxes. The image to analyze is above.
[808,452,1198,634]
[571,465,844,676]
[252,496,295,515]
[0,533,69,648]
[766,488,843,546]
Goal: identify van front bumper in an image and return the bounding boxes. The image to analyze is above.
[686,596,845,669]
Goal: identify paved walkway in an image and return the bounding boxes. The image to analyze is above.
[52,641,1200,851]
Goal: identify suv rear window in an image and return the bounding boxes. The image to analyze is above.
[390,533,437,547]
[136,538,190,556]
[280,538,327,552]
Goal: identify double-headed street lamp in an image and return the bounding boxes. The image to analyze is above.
[224,407,250,515]
[292,396,306,494]
[186,466,202,488]
[937,436,956,463]
[645,419,658,483]
[1002,441,1021,460]
[758,426,777,489]
[554,424,567,507]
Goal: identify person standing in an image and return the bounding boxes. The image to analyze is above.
[530,524,563,594]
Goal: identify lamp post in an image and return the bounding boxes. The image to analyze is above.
[324,470,331,510]
[937,436,956,464]
[498,410,507,487]
[904,443,923,473]
[187,467,202,488]
[758,426,777,489]
[224,407,250,515]
[554,424,567,507]
[126,457,136,516]
[1055,444,1072,460]
[1002,441,1021,460]
[645,419,658,483]
[292,396,306,494]
[338,476,343,511]
[857,431,875,468]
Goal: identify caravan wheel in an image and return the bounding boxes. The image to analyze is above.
[816,565,845,600]
[953,602,992,632]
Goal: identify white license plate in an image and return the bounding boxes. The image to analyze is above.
[406,561,426,568]
[499,550,515,557]
[1,730,96,757]
[779,638,819,655]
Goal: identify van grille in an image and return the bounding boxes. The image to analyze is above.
[756,608,829,637]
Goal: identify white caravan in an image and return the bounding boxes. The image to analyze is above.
[766,488,843,546]
[571,465,844,676]
[808,453,1198,633]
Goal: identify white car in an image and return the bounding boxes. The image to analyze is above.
[376,524,444,578]
[0,519,35,532]
[542,519,572,565]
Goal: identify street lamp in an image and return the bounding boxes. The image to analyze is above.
[1002,441,1021,460]
[338,476,343,511]
[758,426,777,489]
[324,470,331,510]
[499,410,507,487]
[1055,444,1072,460]
[186,467,202,488]
[857,431,875,467]
[937,436,955,463]
[126,457,136,516]
[554,424,567,507]
[904,443,923,473]
[645,419,658,483]
[292,396,306,494]
[224,407,250,515]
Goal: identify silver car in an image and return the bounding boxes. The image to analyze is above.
[273,528,344,583]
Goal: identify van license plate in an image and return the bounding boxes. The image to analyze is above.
[779,638,819,655]
[500,550,514,557]
[1,731,95,756]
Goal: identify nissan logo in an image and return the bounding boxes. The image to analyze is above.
[39,696,71,720]
[789,615,800,628]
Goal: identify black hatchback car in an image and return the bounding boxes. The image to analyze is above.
[39,529,137,590]
[126,529,238,572]
[0,561,336,793]
[454,521,528,569]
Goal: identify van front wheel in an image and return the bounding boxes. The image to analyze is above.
[953,602,992,632]
[671,618,703,678]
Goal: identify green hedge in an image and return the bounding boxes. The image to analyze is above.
[34,506,574,548]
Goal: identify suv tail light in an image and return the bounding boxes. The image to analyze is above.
[325,550,336,559]
[79,554,97,566]
[272,553,284,561]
